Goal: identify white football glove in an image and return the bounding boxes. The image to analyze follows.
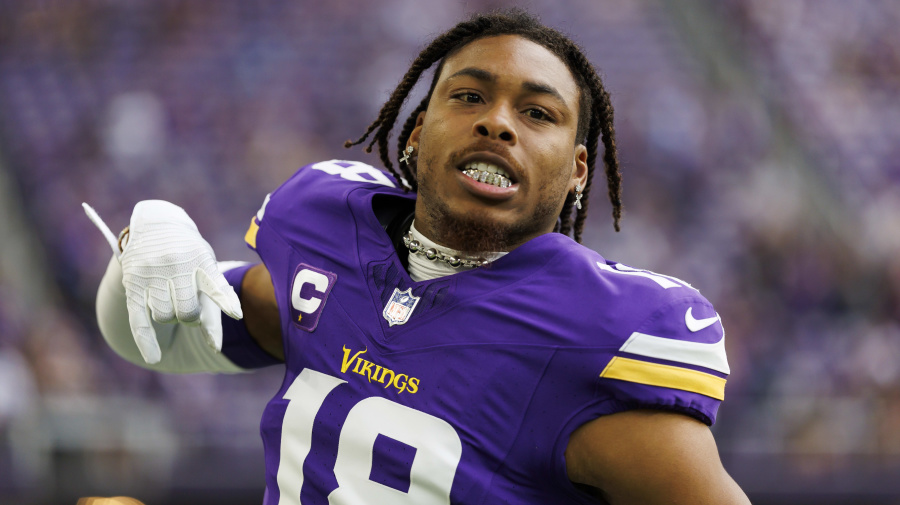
[83,200,243,364]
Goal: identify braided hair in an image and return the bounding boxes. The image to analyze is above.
[345,9,623,241]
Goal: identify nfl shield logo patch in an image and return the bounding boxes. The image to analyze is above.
[383,287,420,326]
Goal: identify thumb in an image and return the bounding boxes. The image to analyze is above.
[198,293,223,352]
[196,267,243,320]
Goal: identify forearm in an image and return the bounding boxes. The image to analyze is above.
[235,263,284,362]
[219,263,284,366]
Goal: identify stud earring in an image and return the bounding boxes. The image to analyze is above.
[574,184,583,210]
[400,145,414,165]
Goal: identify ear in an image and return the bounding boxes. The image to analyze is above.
[571,144,588,191]
[407,110,427,149]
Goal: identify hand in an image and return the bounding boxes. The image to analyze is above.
[83,201,243,364]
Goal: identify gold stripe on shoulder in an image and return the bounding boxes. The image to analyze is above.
[600,356,726,401]
[244,217,260,249]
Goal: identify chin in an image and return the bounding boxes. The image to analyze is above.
[433,211,513,253]
[422,197,553,255]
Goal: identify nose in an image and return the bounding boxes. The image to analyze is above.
[472,104,517,144]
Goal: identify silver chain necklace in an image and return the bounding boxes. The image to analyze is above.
[403,232,490,268]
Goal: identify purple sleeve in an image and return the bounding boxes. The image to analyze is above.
[598,296,729,425]
[220,264,283,369]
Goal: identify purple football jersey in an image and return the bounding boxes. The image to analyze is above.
[242,160,729,504]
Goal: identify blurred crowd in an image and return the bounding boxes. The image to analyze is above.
[0,0,898,502]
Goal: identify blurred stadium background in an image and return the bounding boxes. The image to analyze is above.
[0,0,898,503]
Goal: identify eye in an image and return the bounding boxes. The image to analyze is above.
[524,108,554,122]
[452,91,483,104]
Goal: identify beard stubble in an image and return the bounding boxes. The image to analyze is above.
[414,144,564,256]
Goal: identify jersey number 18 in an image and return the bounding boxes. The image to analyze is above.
[277,369,463,504]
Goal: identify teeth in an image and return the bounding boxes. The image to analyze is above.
[462,162,513,188]
[464,162,510,179]
[463,169,512,188]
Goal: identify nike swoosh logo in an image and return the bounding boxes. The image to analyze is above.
[685,307,719,332]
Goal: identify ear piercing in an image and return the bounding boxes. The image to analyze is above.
[400,145,414,165]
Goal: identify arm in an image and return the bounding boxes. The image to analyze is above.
[96,256,247,373]
[88,200,285,371]
[565,410,750,505]
[96,258,285,372]
[238,263,284,361]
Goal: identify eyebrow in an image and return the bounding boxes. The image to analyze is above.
[447,67,569,107]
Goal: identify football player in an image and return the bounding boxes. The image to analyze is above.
[87,10,750,505]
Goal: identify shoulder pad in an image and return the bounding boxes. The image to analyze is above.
[595,260,729,403]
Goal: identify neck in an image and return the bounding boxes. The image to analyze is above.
[406,221,506,282]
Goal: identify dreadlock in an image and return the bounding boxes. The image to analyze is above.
[345,9,623,241]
